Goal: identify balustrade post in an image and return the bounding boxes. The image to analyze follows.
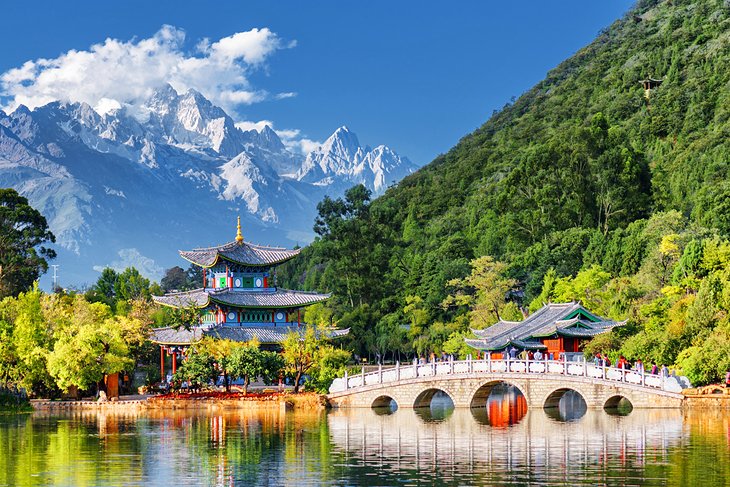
[602,363,606,380]
[361,366,365,386]
[379,363,383,384]
[396,361,400,382]
[584,356,588,377]
[487,353,491,372]
[450,355,454,375]
[641,367,645,387]
[344,370,349,390]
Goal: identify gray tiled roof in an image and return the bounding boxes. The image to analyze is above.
[153,288,330,309]
[150,324,350,345]
[467,302,624,351]
[179,240,301,267]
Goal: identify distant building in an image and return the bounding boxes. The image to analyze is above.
[464,302,624,359]
[150,218,347,379]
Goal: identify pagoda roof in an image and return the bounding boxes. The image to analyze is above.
[179,240,301,268]
[466,302,625,351]
[150,324,349,345]
[152,287,330,309]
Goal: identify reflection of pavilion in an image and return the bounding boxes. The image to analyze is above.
[327,408,684,483]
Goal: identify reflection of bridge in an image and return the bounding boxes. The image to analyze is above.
[327,408,686,484]
[327,359,685,409]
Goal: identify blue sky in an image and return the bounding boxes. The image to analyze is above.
[1,1,634,165]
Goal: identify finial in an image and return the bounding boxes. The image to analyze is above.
[235,216,244,244]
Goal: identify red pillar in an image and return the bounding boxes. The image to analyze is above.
[160,347,165,383]
[172,352,177,375]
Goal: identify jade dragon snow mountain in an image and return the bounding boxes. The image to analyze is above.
[0,84,417,284]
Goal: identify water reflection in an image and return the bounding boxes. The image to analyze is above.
[1,407,730,485]
[605,396,634,416]
[544,389,588,422]
[414,391,454,422]
[471,383,528,427]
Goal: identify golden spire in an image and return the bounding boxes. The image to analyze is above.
[235,216,244,244]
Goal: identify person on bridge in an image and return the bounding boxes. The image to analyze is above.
[650,362,658,375]
[617,356,630,370]
[519,350,528,360]
[634,359,644,373]
[593,354,601,366]
[661,364,669,377]
[725,370,730,388]
[534,350,543,360]
[509,347,518,359]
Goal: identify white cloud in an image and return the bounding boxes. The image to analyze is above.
[275,91,297,100]
[0,25,294,115]
[93,248,164,281]
[235,120,274,132]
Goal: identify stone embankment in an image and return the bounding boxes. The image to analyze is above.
[31,393,326,412]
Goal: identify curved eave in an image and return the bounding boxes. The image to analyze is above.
[149,327,205,346]
[208,293,331,309]
[180,252,299,269]
[152,294,211,310]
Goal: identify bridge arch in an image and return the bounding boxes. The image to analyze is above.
[604,395,633,414]
[413,387,455,409]
[543,387,588,421]
[371,395,398,410]
[469,380,526,409]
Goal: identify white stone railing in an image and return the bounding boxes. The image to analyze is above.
[328,357,686,394]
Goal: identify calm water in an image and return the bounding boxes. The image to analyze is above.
[1,392,729,486]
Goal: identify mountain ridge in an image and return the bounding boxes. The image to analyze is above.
[0,85,418,284]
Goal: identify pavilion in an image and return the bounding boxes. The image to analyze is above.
[464,302,624,359]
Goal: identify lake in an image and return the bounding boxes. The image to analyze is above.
[1,390,729,486]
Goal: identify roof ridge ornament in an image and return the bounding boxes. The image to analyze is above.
[235,216,244,244]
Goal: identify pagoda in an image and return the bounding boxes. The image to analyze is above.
[150,218,347,379]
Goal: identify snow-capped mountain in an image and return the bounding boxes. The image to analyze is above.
[0,85,416,285]
[297,126,416,192]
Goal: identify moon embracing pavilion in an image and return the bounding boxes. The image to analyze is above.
[151,218,348,377]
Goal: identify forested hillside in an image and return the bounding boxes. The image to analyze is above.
[280,0,730,385]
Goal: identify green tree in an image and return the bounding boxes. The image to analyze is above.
[227,341,284,393]
[46,297,134,392]
[282,325,345,393]
[114,267,152,302]
[0,189,56,298]
[161,266,188,292]
[442,256,517,328]
[172,348,217,390]
[85,268,118,307]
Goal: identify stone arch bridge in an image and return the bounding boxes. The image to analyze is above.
[327,359,685,410]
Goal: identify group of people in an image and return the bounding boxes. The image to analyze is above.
[593,354,670,376]
[516,349,546,361]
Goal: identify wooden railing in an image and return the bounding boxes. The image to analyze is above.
[329,357,687,394]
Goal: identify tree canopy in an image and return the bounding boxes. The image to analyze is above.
[0,189,56,298]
